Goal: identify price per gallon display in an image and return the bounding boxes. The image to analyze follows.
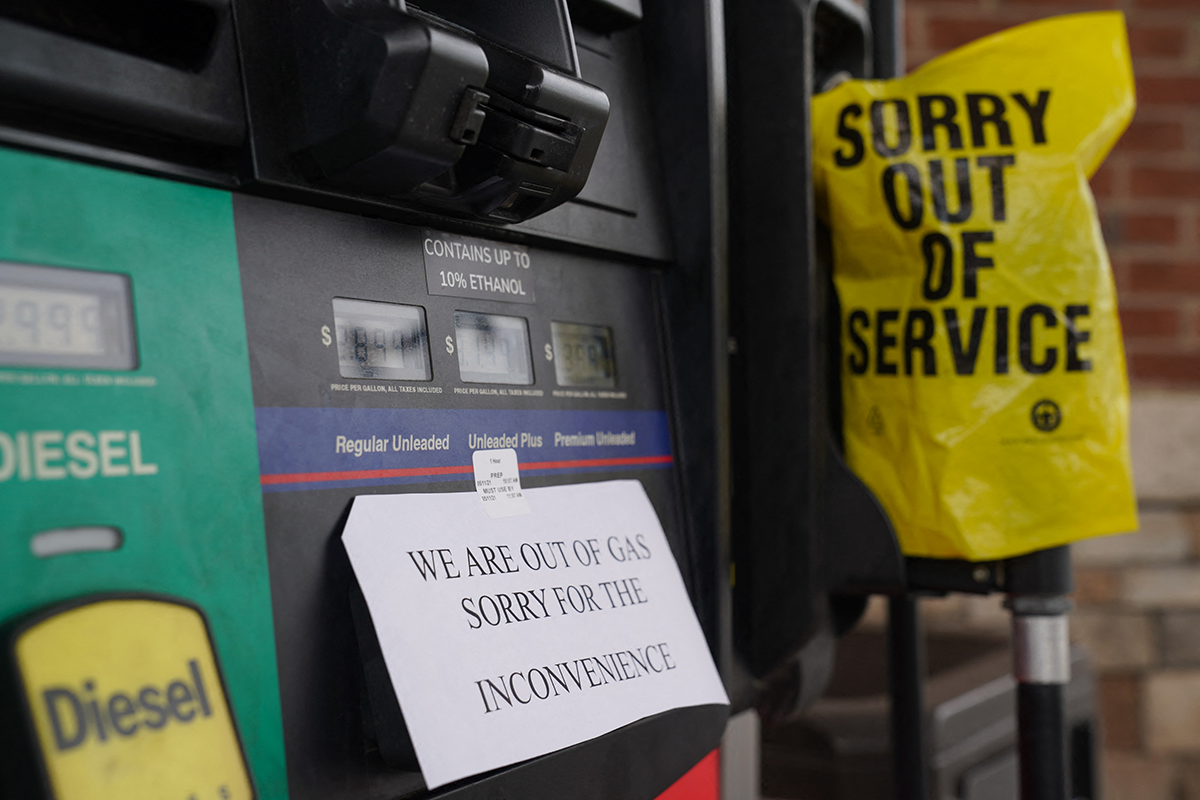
[0,262,136,370]
[0,285,103,356]
[551,322,616,388]
[332,297,431,381]
[453,311,533,385]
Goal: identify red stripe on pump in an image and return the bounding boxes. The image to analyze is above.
[259,455,673,485]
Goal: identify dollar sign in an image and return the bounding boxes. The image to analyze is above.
[544,343,553,361]
[321,325,332,347]
[445,335,455,354]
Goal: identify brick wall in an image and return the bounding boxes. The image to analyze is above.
[898,4,1200,798]
[1066,516,1200,800]
[905,0,1200,388]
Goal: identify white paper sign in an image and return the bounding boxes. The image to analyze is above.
[472,448,530,518]
[342,479,729,789]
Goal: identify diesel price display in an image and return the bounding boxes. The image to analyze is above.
[0,262,136,370]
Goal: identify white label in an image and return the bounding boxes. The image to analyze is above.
[472,448,531,519]
[341,480,730,789]
[423,231,535,305]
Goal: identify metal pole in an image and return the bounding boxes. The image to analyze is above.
[887,594,928,800]
[868,0,905,79]
[1007,547,1073,800]
[1009,601,1071,800]
[872,3,923,797]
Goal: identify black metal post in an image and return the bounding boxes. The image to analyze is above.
[1007,546,1073,800]
[868,0,905,79]
[887,594,928,800]
[1016,683,1068,800]
[872,2,923,797]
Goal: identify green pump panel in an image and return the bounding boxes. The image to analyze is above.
[0,149,287,798]
[0,1,891,798]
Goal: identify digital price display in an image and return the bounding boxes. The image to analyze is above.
[333,298,431,380]
[551,321,616,388]
[453,311,533,385]
[0,262,136,370]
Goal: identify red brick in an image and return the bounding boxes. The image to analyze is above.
[1099,675,1141,750]
[1131,167,1200,199]
[1106,753,1177,800]
[1186,511,1200,553]
[1092,164,1115,198]
[927,17,1013,51]
[1075,567,1120,605]
[1121,306,1182,338]
[1100,213,1121,245]
[1130,260,1200,292]
[1112,256,1132,293]
[1129,352,1200,383]
[1128,25,1189,58]
[1116,120,1186,153]
[1125,213,1180,244]
[1006,0,1117,5]
[905,11,921,62]
[1135,0,1200,8]
[1137,76,1200,105]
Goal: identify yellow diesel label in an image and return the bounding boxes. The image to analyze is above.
[15,598,254,800]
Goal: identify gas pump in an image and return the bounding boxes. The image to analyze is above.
[0,0,851,798]
[725,0,902,716]
[775,4,1104,800]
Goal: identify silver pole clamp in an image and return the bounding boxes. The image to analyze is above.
[1011,614,1070,685]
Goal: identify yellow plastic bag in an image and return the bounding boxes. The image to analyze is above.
[812,12,1138,561]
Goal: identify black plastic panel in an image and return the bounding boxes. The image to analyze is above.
[0,0,245,160]
[726,0,898,686]
[233,193,725,800]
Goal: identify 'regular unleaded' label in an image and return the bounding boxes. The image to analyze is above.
[13,596,254,800]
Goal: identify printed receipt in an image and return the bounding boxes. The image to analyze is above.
[472,448,531,519]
